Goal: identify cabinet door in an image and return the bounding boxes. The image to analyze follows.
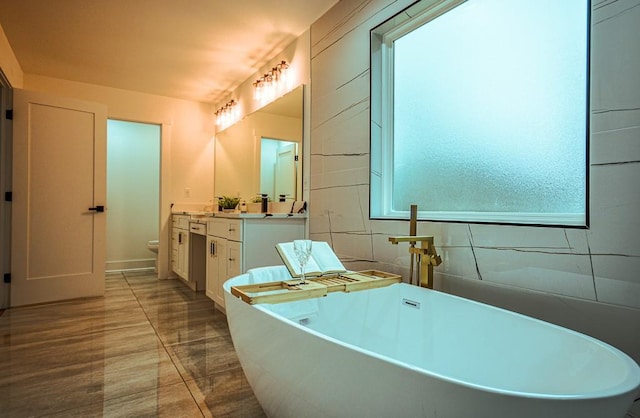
[227,220,242,241]
[171,229,180,273]
[227,241,242,280]
[216,240,241,309]
[177,230,190,280]
[215,239,228,307]
[205,236,219,302]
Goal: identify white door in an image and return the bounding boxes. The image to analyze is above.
[274,143,297,200]
[11,89,107,306]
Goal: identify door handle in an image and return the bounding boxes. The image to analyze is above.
[88,205,105,212]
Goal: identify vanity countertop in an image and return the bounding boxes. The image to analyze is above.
[172,211,211,216]
[171,211,306,219]
[216,212,307,219]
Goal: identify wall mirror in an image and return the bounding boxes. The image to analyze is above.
[214,85,303,203]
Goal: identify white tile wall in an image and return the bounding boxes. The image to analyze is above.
[592,254,640,307]
[309,0,640,374]
[475,249,597,300]
[589,163,640,258]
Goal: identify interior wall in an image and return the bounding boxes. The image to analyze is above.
[106,120,160,271]
[21,74,215,280]
[309,0,640,362]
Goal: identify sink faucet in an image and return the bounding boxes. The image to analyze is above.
[388,205,442,289]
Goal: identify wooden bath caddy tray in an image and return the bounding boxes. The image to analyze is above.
[231,270,402,304]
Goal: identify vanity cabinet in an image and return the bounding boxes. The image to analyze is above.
[206,218,241,306]
[206,216,305,310]
[171,215,190,280]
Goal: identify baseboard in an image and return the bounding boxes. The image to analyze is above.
[106,258,155,272]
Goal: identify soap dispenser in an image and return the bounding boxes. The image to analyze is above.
[261,194,269,213]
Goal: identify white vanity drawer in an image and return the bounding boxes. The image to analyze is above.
[207,218,242,241]
[207,219,229,237]
[173,215,189,229]
[189,222,206,235]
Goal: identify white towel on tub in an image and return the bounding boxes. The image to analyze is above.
[247,265,292,284]
[247,265,319,325]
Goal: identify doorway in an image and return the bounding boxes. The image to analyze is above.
[106,120,160,273]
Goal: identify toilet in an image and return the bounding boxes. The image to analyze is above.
[147,239,159,254]
[147,240,159,271]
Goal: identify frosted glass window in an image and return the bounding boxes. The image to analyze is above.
[371,0,589,226]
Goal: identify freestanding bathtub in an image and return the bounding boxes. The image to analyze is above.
[224,266,640,418]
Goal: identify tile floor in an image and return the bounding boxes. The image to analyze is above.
[0,271,266,417]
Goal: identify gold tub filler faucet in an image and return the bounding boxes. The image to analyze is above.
[388,204,442,289]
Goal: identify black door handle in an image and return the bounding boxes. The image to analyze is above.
[88,205,105,212]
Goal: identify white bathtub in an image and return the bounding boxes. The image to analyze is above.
[224,266,640,418]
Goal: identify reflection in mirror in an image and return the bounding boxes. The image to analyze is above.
[260,138,298,201]
[214,86,303,203]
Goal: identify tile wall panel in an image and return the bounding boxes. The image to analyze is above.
[591,125,640,165]
[310,154,369,189]
[589,163,640,256]
[475,249,597,300]
[469,223,584,251]
[311,94,370,156]
[592,254,640,308]
[591,0,640,112]
[331,231,375,261]
[311,0,415,59]
[311,32,370,104]
[310,184,370,233]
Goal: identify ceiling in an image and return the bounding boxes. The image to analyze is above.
[0,0,337,104]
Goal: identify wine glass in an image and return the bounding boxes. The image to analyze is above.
[293,240,313,284]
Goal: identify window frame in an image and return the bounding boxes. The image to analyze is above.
[369,0,591,228]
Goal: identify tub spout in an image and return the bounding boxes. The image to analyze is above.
[389,235,442,289]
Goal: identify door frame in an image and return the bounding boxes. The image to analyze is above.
[106,119,162,273]
[0,77,12,309]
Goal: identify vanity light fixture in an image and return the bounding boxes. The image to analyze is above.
[215,99,238,128]
[253,60,290,102]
